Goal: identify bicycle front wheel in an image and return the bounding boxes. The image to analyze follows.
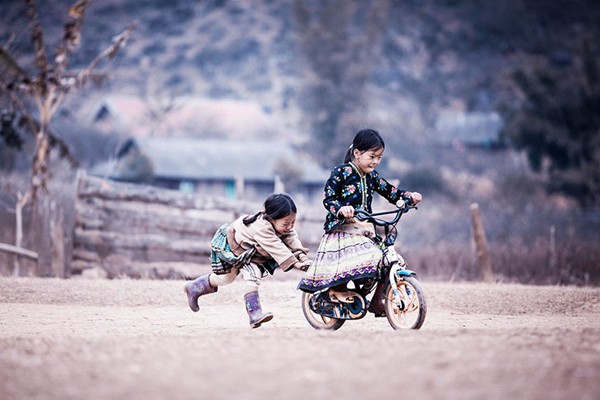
[384,276,427,330]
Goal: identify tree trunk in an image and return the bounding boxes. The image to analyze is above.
[29,124,58,275]
[31,126,50,196]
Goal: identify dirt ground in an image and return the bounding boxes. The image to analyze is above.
[1,275,599,400]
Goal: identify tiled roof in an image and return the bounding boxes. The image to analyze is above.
[92,137,328,184]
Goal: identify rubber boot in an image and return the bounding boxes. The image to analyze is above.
[367,282,386,317]
[244,291,273,328]
[183,275,217,312]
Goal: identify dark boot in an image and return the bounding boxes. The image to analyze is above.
[244,291,273,328]
[368,283,386,317]
[183,275,217,312]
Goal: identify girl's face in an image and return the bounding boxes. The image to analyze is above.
[353,146,384,174]
[270,213,296,235]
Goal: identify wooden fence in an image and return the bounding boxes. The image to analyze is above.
[73,171,258,279]
[0,194,65,278]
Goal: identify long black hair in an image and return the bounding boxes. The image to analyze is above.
[343,128,386,163]
[243,193,297,226]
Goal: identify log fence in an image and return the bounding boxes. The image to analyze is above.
[73,170,256,278]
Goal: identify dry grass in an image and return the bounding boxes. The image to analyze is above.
[409,239,600,286]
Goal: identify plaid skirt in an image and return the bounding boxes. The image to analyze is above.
[297,229,382,293]
[210,223,257,275]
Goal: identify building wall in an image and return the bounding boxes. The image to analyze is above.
[153,176,323,203]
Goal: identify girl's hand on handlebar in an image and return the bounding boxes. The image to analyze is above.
[338,205,355,219]
[397,191,422,208]
[410,192,422,205]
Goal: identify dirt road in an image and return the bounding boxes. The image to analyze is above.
[1,276,599,400]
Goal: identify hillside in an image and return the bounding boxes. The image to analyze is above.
[3,0,599,188]
[2,0,599,158]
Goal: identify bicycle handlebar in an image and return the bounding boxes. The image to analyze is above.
[354,200,417,227]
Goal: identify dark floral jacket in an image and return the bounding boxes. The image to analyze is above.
[322,162,409,232]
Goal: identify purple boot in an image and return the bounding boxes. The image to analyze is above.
[244,291,273,328]
[183,275,217,312]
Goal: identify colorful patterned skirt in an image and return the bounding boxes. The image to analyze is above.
[297,229,383,293]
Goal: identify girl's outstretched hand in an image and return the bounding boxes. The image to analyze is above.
[295,259,311,271]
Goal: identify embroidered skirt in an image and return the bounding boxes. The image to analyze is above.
[297,229,382,293]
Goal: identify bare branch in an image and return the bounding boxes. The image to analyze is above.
[68,0,90,19]
[0,45,30,83]
[18,113,79,167]
[4,33,16,49]
[55,0,92,73]
[0,78,78,167]
[45,123,78,167]
[76,23,137,88]
[57,72,108,92]
[24,0,49,95]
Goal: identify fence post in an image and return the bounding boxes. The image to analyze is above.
[29,196,53,277]
[549,225,557,273]
[50,201,66,277]
[14,192,29,277]
[470,203,493,283]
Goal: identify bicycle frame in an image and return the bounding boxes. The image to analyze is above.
[357,205,419,292]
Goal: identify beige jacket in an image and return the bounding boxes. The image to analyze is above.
[226,214,309,271]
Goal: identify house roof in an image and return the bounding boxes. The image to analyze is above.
[92,137,329,184]
[435,111,504,145]
[82,94,293,141]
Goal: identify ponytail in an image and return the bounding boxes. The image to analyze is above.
[343,144,353,163]
[242,211,263,226]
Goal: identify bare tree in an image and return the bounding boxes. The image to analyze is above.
[0,0,135,275]
[0,0,135,201]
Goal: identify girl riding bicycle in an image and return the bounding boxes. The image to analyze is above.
[298,128,421,316]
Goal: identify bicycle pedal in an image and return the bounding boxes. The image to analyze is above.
[329,290,355,304]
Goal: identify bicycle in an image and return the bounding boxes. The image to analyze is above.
[300,201,427,330]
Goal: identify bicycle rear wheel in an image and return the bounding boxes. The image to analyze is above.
[384,276,427,330]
